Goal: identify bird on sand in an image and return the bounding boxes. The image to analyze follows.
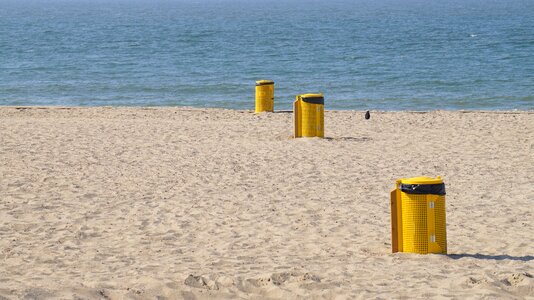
[365,111,370,120]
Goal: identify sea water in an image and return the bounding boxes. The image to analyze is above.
[1,0,533,110]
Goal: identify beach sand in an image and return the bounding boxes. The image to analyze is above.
[0,107,533,299]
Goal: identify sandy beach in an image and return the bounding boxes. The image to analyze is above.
[0,106,532,299]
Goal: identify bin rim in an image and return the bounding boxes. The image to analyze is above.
[298,93,324,104]
[299,93,323,99]
[256,80,274,86]
[399,176,443,185]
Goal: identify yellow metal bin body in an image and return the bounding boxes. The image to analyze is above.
[255,80,274,113]
[391,176,447,254]
[294,93,324,138]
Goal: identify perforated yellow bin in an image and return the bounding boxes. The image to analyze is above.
[255,80,274,113]
[294,93,324,138]
[391,176,447,254]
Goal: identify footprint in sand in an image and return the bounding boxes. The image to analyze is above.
[184,274,218,290]
[501,272,533,287]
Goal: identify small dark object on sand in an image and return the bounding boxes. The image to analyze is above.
[365,111,370,120]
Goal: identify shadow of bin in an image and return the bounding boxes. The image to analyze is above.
[391,176,447,254]
[294,93,324,138]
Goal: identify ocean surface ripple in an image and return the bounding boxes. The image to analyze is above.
[1,0,533,110]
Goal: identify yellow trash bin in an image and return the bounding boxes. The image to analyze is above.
[391,176,447,254]
[294,93,324,138]
[255,80,274,113]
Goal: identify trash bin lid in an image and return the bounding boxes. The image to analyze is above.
[398,176,445,195]
[256,80,274,86]
[299,93,324,104]
[399,176,443,185]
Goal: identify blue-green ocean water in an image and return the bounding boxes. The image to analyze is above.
[1,0,533,110]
